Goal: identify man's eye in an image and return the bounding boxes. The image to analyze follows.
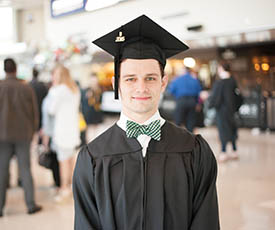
[146,77,156,81]
[125,78,135,82]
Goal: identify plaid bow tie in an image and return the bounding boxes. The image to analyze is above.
[126,120,161,141]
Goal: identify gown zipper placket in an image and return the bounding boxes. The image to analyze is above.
[140,150,148,230]
[143,152,148,230]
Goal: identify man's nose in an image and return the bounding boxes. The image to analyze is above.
[136,79,147,92]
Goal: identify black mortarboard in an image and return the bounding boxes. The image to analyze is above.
[93,14,189,99]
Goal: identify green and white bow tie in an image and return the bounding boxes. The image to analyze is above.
[126,119,161,141]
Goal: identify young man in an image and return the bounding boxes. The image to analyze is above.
[73,15,220,230]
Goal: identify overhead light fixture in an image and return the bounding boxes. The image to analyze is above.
[51,0,84,16]
[261,63,270,71]
[183,57,196,68]
[187,24,203,32]
[254,63,260,71]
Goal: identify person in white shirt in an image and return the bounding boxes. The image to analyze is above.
[47,64,80,201]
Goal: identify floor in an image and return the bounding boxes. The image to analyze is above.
[0,115,275,230]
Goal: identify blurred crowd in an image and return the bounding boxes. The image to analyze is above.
[0,58,104,216]
[0,57,244,216]
[167,62,242,162]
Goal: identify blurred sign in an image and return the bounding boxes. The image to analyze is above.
[244,30,271,43]
[187,29,275,49]
[85,0,128,12]
[216,34,242,47]
[51,0,87,18]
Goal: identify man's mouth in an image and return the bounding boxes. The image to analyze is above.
[132,96,151,101]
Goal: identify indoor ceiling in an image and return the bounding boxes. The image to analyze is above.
[0,0,44,9]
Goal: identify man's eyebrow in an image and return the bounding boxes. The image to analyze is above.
[121,74,136,78]
[121,73,159,78]
[145,73,159,77]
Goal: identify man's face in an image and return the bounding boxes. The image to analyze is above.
[119,59,168,121]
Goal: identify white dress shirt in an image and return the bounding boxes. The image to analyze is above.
[117,111,165,157]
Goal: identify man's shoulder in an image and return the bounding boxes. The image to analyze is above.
[162,123,215,162]
[92,124,117,142]
[157,121,196,152]
[86,124,124,157]
[1,78,30,90]
[86,123,142,158]
[19,80,35,93]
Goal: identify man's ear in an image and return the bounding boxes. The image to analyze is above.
[111,76,115,90]
[161,75,169,93]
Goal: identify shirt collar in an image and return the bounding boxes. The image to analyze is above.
[117,110,165,132]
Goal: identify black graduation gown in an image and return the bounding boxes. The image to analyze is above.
[73,121,220,230]
[209,77,238,143]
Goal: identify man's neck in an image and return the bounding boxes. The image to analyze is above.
[122,110,158,124]
[219,71,230,79]
[6,73,17,79]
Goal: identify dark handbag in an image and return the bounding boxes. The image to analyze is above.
[38,149,55,169]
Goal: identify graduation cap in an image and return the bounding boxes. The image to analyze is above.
[93,14,189,99]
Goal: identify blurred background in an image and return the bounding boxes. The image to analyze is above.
[0,0,275,229]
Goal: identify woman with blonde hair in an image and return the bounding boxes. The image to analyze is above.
[46,64,80,201]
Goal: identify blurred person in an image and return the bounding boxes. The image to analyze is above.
[15,68,48,188]
[168,67,202,132]
[208,62,239,163]
[41,85,60,188]
[75,81,87,148]
[81,73,103,142]
[0,58,42,216]
[46,64,80,201]
[29,67,48,130]
[78,111,87,147]
[73,15,219,230]
[191,68,205,130]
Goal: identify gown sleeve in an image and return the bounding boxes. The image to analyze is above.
[73,146,102,230]
[190,135,220,230]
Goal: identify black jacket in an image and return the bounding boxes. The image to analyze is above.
[209,77,238,142]
[29,79,48,129]
[73,121,220,230]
